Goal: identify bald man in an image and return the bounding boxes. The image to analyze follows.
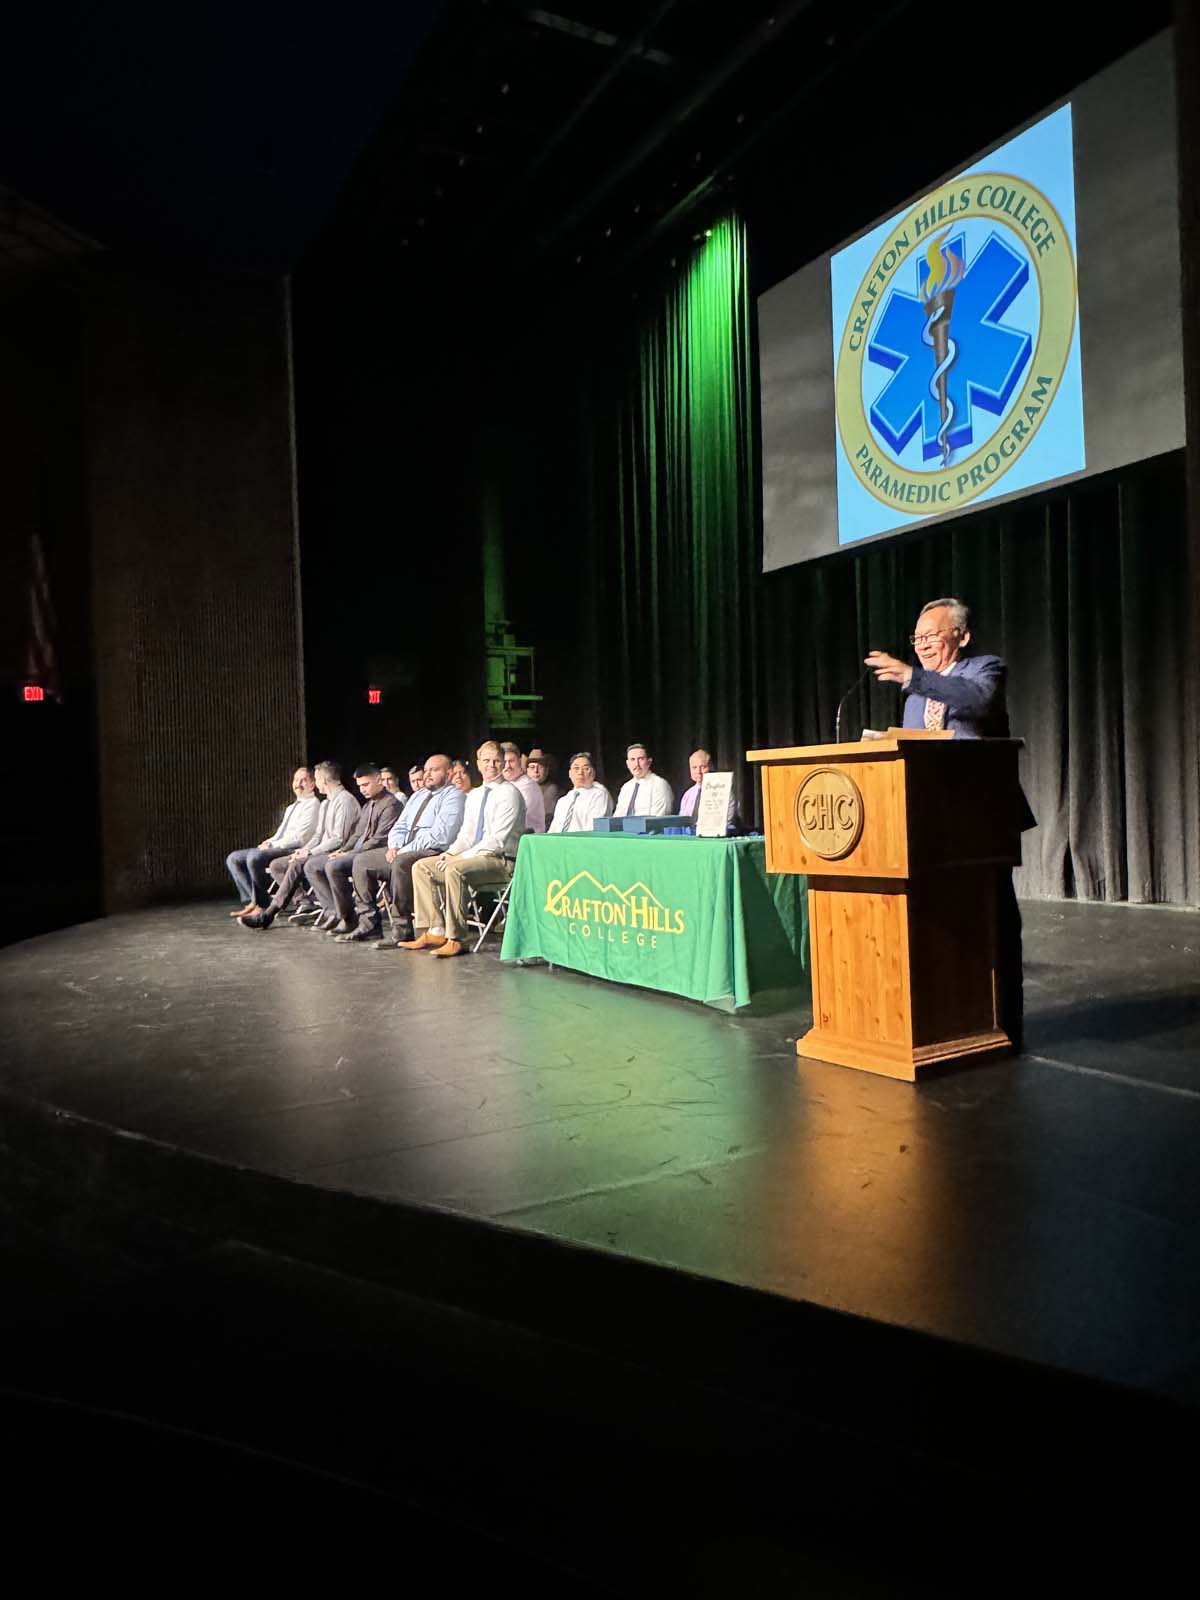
[342,754,465,943]
[402,740,526,958]
[678,749,736,828]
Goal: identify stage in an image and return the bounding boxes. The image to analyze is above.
[2,898,1199,1581]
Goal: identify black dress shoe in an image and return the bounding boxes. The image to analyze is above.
[337,928,381,943]
[240,911,274,930]
[325,918,356,935]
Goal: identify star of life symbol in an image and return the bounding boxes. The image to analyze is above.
[867,228,1034,468]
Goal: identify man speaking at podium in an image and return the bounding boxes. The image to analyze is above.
[867,594,1026,1050]
[865,597,1008,738]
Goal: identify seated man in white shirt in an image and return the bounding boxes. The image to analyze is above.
[613,743,674,817]
[548,752,614,832]
[241,761,360,929]
[677,748,738,828]
[500,742,545,833]
[401,740,526,959]
[225,767,320,918]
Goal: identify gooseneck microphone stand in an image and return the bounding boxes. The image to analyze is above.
[834,665,874,744]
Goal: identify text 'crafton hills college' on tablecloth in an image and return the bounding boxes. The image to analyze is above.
[542,869,686,943]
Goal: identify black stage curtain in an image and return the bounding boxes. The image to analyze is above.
[572,216,1198,906]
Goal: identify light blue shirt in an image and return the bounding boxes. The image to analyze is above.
[387,783,465,851]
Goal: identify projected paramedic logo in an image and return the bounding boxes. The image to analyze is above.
[831,107,1083,543]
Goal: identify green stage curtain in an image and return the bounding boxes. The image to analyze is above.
[594,216,760,819]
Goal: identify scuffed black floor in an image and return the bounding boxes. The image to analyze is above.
[2,898,1200,1399]
[1,898,1198,1587]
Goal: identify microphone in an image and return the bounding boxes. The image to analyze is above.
[834,665,873,744]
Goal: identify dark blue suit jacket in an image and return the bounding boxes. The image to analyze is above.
[902,653,1009,740]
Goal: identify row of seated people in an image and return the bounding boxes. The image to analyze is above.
[224,740,728,958]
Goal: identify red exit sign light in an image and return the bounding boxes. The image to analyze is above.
[24,685,45,702]
[367,688,382,705]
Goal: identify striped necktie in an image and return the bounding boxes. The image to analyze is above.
[562,792,579,831]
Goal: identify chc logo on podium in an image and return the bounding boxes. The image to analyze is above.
[795,769,864,860]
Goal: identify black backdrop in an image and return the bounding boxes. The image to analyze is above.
[3,256,303,929]
[753,453,1198,903]
[293,242,1198,906]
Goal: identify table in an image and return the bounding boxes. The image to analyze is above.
[499,833,809,1010]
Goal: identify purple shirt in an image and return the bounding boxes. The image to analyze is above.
[679,780,736,826]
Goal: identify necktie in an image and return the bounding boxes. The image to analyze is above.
[626,782,640,817]
[562,792,579,831]
[355,801,373,850]
[405,789,434,842]
[472,788,490,844]
[924,696,946,730]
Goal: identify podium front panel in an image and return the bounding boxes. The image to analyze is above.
[809,879,913,1053]
[761,751,909,880]
[749,741,1018,1078]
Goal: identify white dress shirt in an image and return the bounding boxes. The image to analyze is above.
[615,772,675,817]
[548,784,614,833]
[511,772,546,833]
[449,779,527,859]
[269,795,321,849]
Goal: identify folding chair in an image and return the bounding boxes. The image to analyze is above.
[376,879,397,926]
[464,878,513,953]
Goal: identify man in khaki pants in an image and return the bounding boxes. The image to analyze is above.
[401,740,527,958]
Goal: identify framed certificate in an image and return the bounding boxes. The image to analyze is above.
[696,772,734,837]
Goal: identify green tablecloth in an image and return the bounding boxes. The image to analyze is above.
[500,833,809,1010]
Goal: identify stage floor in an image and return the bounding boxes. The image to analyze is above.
[2,897,1200,1405]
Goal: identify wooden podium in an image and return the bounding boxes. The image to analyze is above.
[747,736,1024,1081]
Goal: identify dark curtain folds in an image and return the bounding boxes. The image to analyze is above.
[583,214,1198,906]
[759,458,1199,903]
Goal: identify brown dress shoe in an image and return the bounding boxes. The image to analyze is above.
[398,932,448,950]
[431,939,466,958]
[232,903,261,918]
